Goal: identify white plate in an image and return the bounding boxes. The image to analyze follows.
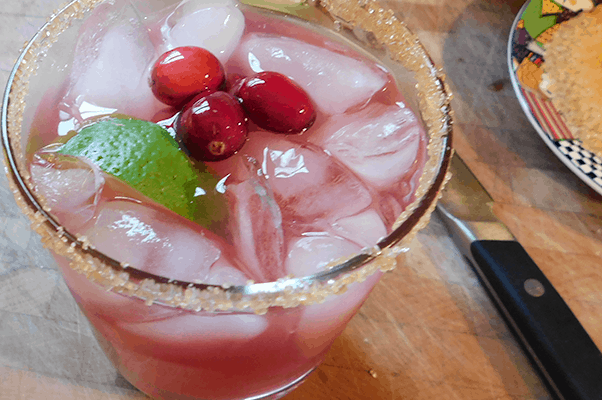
[507,0,602,196]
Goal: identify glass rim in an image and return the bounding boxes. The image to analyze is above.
[1,0,453,313]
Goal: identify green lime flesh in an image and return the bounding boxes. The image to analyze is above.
[58,117,225,227]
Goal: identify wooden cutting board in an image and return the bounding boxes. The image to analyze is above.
[1,0,601,399]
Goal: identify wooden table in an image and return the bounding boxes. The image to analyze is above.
[1,0,601,399]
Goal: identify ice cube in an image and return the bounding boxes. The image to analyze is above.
[57,253,182,324]
[228,34,388,115]
[30,154,105,233]
[225,157,285,282]
[331,209,387,248]
[84,200,236,283]
[65,2,163,120]
[119,312,268,345]
[201,258,250,286]
[294,271,381,358]
[309,103,426,188]
[230,131,374,225]
[285,232,361,277]
[161,0,245,64]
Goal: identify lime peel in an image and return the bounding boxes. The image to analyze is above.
[58,117,225,226]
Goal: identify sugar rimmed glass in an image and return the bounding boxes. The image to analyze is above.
[2,0,453,399]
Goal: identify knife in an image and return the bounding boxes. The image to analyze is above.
[436,154,602,400]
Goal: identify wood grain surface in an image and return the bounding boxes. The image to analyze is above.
[1,0,601,399]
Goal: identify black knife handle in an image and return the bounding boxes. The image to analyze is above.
[470,240,602,400]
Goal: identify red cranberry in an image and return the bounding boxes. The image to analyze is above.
[225,73,245,93]
[176,91,248,161]
[235,71,316,134]
[150,46,225,108]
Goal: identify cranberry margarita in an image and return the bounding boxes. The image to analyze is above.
[2,0,452,399]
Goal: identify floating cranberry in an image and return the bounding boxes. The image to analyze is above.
[176,91,248,161]
[235,71,316,134]
[150,46,225,108]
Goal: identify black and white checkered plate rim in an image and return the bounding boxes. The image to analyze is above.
[556,140,602,188]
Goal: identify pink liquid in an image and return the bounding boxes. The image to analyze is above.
[27,2,427,399]
[57,251,381,399]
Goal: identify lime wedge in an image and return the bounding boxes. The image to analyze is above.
[59,117,225,227]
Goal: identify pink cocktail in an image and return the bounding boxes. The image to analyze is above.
[2,0,452,399]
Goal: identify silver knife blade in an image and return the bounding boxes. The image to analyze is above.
[436,154,602,400]
[437,154,515,249]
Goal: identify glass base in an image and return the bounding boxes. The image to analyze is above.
[132,366,316,400]
[87,318,317,400]
[245,367,315,400]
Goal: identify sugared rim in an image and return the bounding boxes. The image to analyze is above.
[1,0,452,313]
